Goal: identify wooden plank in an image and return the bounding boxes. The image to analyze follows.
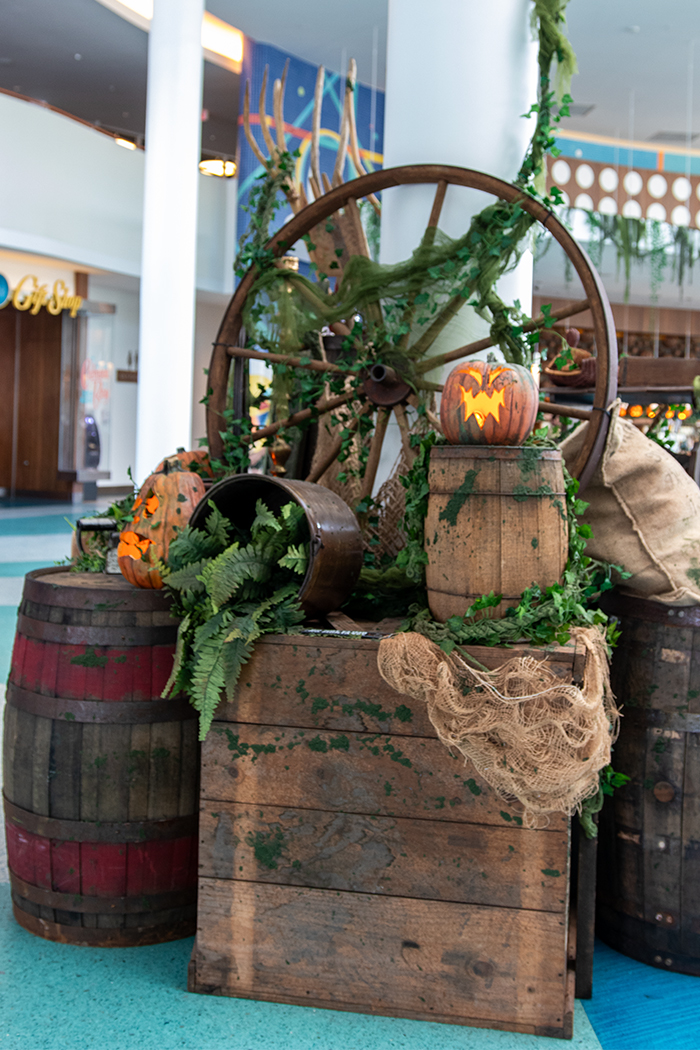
[95,724,131,822]
[216,635,581,735]
[30,715,52,817]
[79,724,101,822]
[190,879,569,1035]
[201,721,567,829]
[197,803,569,912]
[178,719,199,816]
[681,732,700,958]
[148,720,183,820]
[8,708,36,811]
[619,356,700,389]
[2,702,20,804]
[127,723,151,821]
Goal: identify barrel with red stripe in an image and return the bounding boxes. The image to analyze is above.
[2,567,198,946]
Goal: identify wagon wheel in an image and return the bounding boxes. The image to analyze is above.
[207,164,618,493]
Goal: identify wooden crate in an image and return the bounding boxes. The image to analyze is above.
[189,629,586,1038]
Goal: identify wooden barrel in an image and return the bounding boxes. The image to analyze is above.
[425,446,568,622]
[2,567,198,947]
[596,593,700,974]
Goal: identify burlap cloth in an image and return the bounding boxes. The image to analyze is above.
[377,626,618,827]
[561,403,700,605]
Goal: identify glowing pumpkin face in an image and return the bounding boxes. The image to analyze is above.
[118,468,206,589]
[440,360,539,446]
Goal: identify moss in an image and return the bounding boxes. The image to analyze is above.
[70,647,108,668]
[247,829,285,870]
[438,470,479,527]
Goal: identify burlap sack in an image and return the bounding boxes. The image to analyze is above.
[561,405,700,605]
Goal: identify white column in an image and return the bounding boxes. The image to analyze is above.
[376,0,538,488]
[135,0,204,484]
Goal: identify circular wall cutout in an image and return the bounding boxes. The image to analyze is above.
[672,177,692,202]
[647,202,667,221]
[574,193,594,210]
[598,196,618,215]
[647,174,668,199]
[622,199,643,218]
[623,171,643,196]
[551,159,571,184]
[671,205,691,226]
[599,167,619,192]
[575,164,595,189]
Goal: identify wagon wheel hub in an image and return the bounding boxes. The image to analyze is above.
[361,364,413,407]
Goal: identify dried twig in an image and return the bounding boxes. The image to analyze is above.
[258,67,276,157]
[310,65,324,199]
[242,81,267,168]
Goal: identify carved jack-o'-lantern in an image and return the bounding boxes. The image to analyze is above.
[118,467,206,588]
[440,360,539,446]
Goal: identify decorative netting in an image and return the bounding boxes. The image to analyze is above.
[377,626,618,827]
[243,206,537,372]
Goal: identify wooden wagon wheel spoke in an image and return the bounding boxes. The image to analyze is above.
[415,297,592,375]
[208,164,618,494]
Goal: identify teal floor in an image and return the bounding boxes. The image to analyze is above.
[0,505,698,1049]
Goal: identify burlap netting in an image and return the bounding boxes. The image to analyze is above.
[377,627,618,827]
[561,403,700,606]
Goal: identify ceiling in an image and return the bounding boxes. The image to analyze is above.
[0,1,697,158]
[0,0,240,156]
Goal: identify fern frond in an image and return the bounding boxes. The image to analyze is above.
[190,630,228,739]
[221,635,254,701]
[166,559,209,597]
[168,526,217,571]
[279,543,308,576]
[162,614,189,698]
[251,499,282,537]
[193,608,234,652]
[202,542,273,609]
[204,501,232,550]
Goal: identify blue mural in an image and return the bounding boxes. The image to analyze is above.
[236,39,384,269]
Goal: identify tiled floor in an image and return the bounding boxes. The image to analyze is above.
[0,504,697,1049]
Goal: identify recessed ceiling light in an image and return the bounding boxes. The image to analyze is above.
[0,57,12,65]
[115,137,137,150]
[199,159,236,178]
[625,25,641,33]
[74,53,82,60]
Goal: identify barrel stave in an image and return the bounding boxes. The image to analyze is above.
[48,718,82,819]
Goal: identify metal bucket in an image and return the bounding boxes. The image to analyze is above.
[189,475,362,616]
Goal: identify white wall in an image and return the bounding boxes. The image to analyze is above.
[0,92,236,292]
[0,92,238,478]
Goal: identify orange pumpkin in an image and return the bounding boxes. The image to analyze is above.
[118,467,206,588]
[440,360,539,446]
[154,448,214,478]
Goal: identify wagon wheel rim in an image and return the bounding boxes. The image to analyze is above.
[207,163,618,491]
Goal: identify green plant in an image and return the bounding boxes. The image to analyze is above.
[162,500,309,739]
[579,765,631,838]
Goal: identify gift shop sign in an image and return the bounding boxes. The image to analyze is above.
[0,273,83,317]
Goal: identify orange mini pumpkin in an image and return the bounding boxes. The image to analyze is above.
[118,466,206,588]
[154,448,214,478]
[440,360,539,446]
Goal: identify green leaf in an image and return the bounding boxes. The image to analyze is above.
[279,544,308,575]
[251,499,282,536]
